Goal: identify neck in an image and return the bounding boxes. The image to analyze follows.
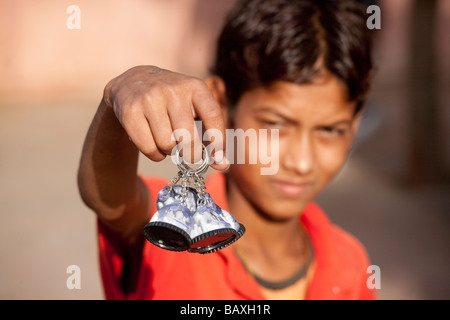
[225,174,314,296]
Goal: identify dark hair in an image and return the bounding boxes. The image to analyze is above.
[212,0,374,114]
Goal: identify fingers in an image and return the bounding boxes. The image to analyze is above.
[191,81,229,171]
[142,92,176,157]
[111,66,229,171]
[121,104,166,162]
[167,100,203,165]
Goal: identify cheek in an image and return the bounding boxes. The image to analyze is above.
[316,140,351,181]
[228,162,267,209]
[230,116,274,168]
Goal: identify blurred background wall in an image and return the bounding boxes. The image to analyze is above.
[0,0,449,299]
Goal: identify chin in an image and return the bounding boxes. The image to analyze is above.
[230,167,320,222]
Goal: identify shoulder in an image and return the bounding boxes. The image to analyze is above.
[328,222,371,278]
[302,203,375,299]
[302,202,369,263]
[328,223,375,299]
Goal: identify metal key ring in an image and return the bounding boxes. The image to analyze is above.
[175,144,210,177]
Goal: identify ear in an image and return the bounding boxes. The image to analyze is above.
[349,110,363,149]
[351,110,362,136]
[205,76,229,122]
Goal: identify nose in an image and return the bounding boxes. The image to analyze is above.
[282,132,315,176]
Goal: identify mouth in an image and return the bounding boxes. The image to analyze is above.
[271,179,315,198]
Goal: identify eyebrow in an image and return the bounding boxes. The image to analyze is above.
[254,106,298,124]
[255,106,353,127]
[321,119,352,127]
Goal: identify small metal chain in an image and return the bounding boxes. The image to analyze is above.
[180,171,190,203]
[167,170,183,192]
[194,173,212,206]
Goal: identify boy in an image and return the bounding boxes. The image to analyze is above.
[78,0,375,299]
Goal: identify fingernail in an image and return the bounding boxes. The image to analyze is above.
[213,150,225,164]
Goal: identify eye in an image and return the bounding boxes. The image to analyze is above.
[257,118,285,129]
[264,120,284,127]
[319,126,346,137]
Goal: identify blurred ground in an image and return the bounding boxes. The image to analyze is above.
[1,0,449,300]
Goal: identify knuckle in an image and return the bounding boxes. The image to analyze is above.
[119,101,140,123]
[158,139,177,154]
[187,76,203,87]
[204,105,223,122]
[143,85,163,103]
[141,145,165,161]
[189,77,209,93]
[140,144,157,157]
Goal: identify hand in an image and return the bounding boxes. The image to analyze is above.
[103,65,229,170]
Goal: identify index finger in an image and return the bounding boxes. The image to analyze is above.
[191,83,229,171]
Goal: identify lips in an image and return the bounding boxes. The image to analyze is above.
[271,179,314,198]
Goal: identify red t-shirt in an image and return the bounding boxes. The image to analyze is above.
[97,172,375,300]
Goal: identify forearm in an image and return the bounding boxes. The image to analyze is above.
[77,99,149,239]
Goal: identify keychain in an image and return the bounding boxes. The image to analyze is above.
[143,145,245,254]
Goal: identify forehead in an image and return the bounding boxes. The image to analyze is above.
[236,73,356,120]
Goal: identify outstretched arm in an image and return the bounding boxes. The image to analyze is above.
[77,66,227,244]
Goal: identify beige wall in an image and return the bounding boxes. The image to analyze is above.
[1,0,449,104]
[0,0,236,103]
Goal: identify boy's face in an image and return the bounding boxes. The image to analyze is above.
[225,72,360,221]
